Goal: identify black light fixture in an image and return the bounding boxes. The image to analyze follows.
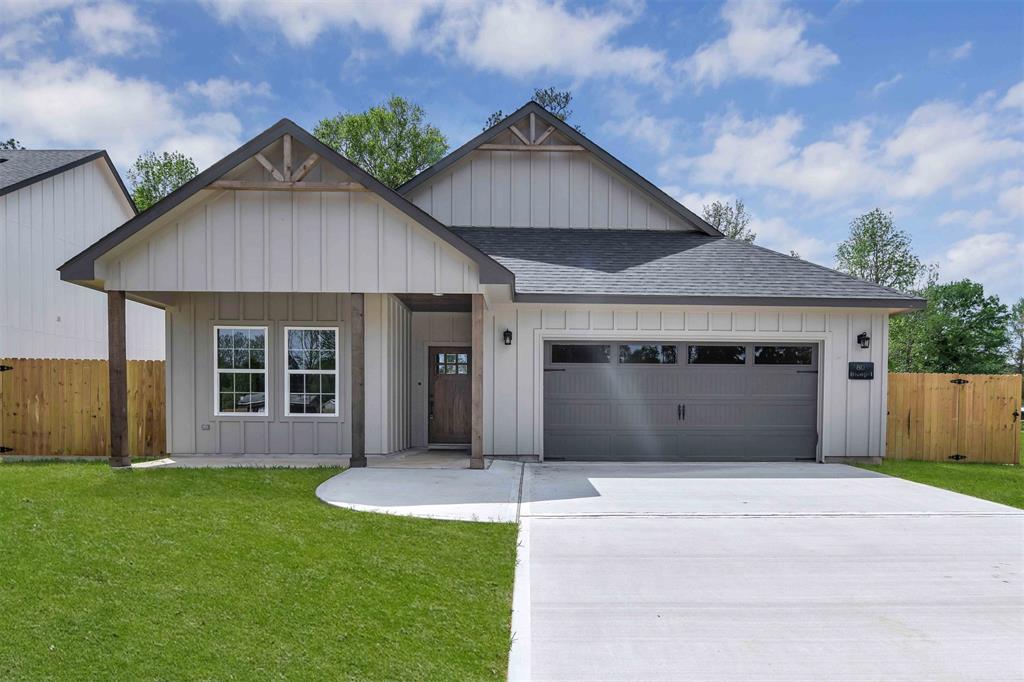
[857,332,870,349]
[503,329,513,346]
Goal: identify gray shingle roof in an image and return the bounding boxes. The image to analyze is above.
[0,150,103,194]
[451,227,925,308]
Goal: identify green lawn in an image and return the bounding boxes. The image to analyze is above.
[858,432,1024,510]
[0,464,518,681]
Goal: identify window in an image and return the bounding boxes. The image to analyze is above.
[551,344,611,364]
[687,345,746,364]
[286,327,338,415]
[215,326,267,415]
[619,344,677,364]
[437,352,470,375]
[754,345,813,365]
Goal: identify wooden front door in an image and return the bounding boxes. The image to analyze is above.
[429,346,471,444]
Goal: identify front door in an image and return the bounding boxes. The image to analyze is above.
[428,346,471,444]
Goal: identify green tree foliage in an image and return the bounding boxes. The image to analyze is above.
[1,138,24,150]
[485,87,580,131]
[127,151,199,211]
[702,199,755,243]
[836,209,923,292]
[1009,297,1024,377]
[314,96,447,189]
[891,280,1010,374]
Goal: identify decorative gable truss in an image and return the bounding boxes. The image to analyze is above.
[477,111,585,153]
[208,134,369,193]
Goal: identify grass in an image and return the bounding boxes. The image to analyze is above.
[858,431,1024,510]
[0,464,518,681]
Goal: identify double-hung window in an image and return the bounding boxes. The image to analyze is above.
[215,326,268,415]
[285,327,339,416]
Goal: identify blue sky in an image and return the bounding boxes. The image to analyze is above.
[1,0,1021,302]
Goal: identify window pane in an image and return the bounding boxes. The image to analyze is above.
[754,345,813,365]
[457,353,468,363]
[219,373,235,392]
[321,375,335,393]
[248,329,265,350]
[290,374,304,392]
[217,349,233,369]
[319,350,335,371]
[314,330,335,353]
[289,393,306,414]
[250,350,265,370]
[218,329,234,350]
[437,353,445,363]
[619,344,677,364]
[304,374,321,393]
[437,364,445,375]
[220,393,236,413]
[234,373,251,393]
[288,329,305,351]
[446,353,458,363]
[687,345,746,364]
[251,374,265,392]
[237,391,265,413]
[457,364,468,374]
[551,344,610,364]
[233,349,249,369]
[446,365,457,374]
[320,395,337,414]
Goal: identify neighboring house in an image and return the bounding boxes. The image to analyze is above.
[59,102,923,467]
[1,150,163,359]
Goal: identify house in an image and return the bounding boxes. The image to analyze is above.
[1,149,163,360]
[58,102,923,468]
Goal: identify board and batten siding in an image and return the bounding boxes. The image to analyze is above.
[0,158,164,359]
[481,305,889,460]
[165,291,414,456]
[408,149,694,231]
[410,311,472,446]
[100,159,479,295]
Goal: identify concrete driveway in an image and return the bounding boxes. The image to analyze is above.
[510,462,1024,681]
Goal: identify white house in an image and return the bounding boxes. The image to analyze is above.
[1,150,163,359]
[59,102,922,467]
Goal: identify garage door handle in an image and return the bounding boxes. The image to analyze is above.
[544,368,566,372]
[678,404,685,421]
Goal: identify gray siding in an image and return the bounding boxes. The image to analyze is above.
[365,293,412,454]
[100,145,479,294]
[409,149,694,231]
[166,292,351,455]
[0,158,164,359]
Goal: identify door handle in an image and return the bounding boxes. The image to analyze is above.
[678,404,685,421]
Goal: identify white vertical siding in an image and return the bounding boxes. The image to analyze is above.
[102,158,479,294]
[364,294,412,454]
[408,149,695,231]
[166,292,350,455]
[0,159,164,359]
[482,304,890,459]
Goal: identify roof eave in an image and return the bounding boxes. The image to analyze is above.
[513,292,927,310]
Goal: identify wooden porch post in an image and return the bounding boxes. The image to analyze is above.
[350,293,367,468]
[107,290,130,468]
[471,293,484,469]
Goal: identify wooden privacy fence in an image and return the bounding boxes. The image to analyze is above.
[0,358,165,458]
[887,373,1021,464]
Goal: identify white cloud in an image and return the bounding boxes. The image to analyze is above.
[676,96,1022,203]
[73,1,158,56]
[934,231,1024,301]
[0,59,242,169]
[748,216,831,262]
[870,73,902,97]
[185,78,272,107]
[999,81,1024,110]
[999,185,1024,218]
[931,40,973,62]
[681,0,838,87]
[432,0,666,84]
[0,0,72,23]
[0,14,61,59]
[936,208,996,230]
[201,0,436,50]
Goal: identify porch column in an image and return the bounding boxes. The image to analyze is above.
[350,293,367,468]
[471,293,484,469]
[107,290,130,468]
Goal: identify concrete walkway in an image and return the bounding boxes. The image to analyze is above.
[315,461,1024,681]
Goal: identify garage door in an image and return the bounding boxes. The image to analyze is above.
[543,341,819,461]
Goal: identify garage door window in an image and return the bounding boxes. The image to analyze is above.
[687,345,746,364]
[551,344,610,363]
[619,344,677,364]
[754,345,813,365]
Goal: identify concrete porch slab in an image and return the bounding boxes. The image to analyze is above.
[315,459,523,523]
[133,447,474,470]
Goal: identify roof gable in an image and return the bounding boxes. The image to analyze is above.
[0,149,134,211]
[398,101,721,236]
[59,119,512,285]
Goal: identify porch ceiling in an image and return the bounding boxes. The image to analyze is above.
[395,293,471,312]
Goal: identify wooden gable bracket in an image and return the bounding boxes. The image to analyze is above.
[208,134,370,192]
[478,112,585,152]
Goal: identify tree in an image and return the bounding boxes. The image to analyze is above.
[485,86,580,131]
[888,265,939,372]
[1,138,24,150]
[314,96,447,189]
[702,199,755,243]
[1009,297,1024,377]
[835,209,923,292]
[894,280,1009,374]
[127,151,199,211]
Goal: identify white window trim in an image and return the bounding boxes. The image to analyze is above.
[283,326,340,418]
[213,325,269,418]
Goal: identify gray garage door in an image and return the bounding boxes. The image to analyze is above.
[543,341,819,461]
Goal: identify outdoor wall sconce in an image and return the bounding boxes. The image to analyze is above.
[503,329,513,346]
[857,332,870,349]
